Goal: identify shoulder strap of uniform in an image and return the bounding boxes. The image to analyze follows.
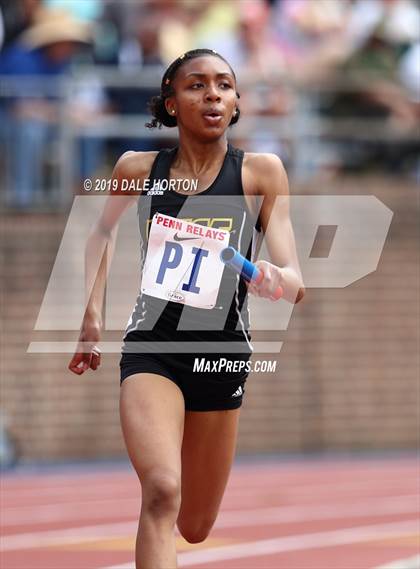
[148,146,178,181]
[228,143,261,231]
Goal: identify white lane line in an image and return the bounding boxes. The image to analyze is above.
[225,480,420,498]
[0,521,137,552]
[2,497,139,526]
[101,520,420,569]
[1,482,136,500]
[216,495,420,528]
[1,494,418,530]
[374,555,420,569]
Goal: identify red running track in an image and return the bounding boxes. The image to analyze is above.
[1,455,419,569]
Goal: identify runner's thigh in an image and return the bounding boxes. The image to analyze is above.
[119,373,186,480]
[177,408,240,530]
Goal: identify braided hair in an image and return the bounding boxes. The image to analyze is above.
[146,48,241,129]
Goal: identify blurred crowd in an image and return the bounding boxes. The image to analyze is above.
[0,0,419,208]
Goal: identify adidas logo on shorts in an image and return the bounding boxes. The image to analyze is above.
[231,386,243,398]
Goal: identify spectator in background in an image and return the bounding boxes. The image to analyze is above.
[0,0,40,50]
[0,6,106,208]
[196,0,292,157]
[100,0,195,65]
[399,42,420,110]
[271,0,419,174]
[269,0,358,177]
[197,0,285,80]
[398,41,420,177]
[336,0,420,128]
[272,0,352,81]
[318,0,420,173]
[189,0,237,48]
[272,0,419,91]
[105,8,167,157]
[100,1,144,66]
[154,0,199,63]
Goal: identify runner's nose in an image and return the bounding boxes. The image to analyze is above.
[205,85,221,102]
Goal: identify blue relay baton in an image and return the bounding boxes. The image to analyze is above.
[220,246,283,300]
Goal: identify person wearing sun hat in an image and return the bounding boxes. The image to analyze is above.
[18,6,92,51]
[0,5,106,208]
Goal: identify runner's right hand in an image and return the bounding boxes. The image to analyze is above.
[68,315,102,375]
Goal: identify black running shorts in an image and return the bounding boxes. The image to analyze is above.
[119,332,251,412]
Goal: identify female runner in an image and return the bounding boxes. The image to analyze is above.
[69,48,304,569]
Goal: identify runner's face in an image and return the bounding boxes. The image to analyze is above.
[168,56,238,140]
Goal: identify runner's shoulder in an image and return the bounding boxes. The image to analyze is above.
[242,152,288,196]
[243,152,285,176]
[114,150,158,180]
[112,150,159,196]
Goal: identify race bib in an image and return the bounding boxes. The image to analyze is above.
[141,213,230,309]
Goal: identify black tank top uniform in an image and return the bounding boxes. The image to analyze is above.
[120,143,261,411]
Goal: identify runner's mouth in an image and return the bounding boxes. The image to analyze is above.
[202,111,224,125]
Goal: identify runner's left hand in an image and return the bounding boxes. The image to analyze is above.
[247,260,283,301]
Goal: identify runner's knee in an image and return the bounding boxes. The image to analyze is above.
[141,469,181,518]
[177,516,215,543]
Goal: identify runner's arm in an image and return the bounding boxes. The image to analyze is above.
[252,154,305,304]
[69,151,139,374]
[84,152,139,323]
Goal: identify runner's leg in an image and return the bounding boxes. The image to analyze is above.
[177,408,240,543]
[120,373,185,569]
